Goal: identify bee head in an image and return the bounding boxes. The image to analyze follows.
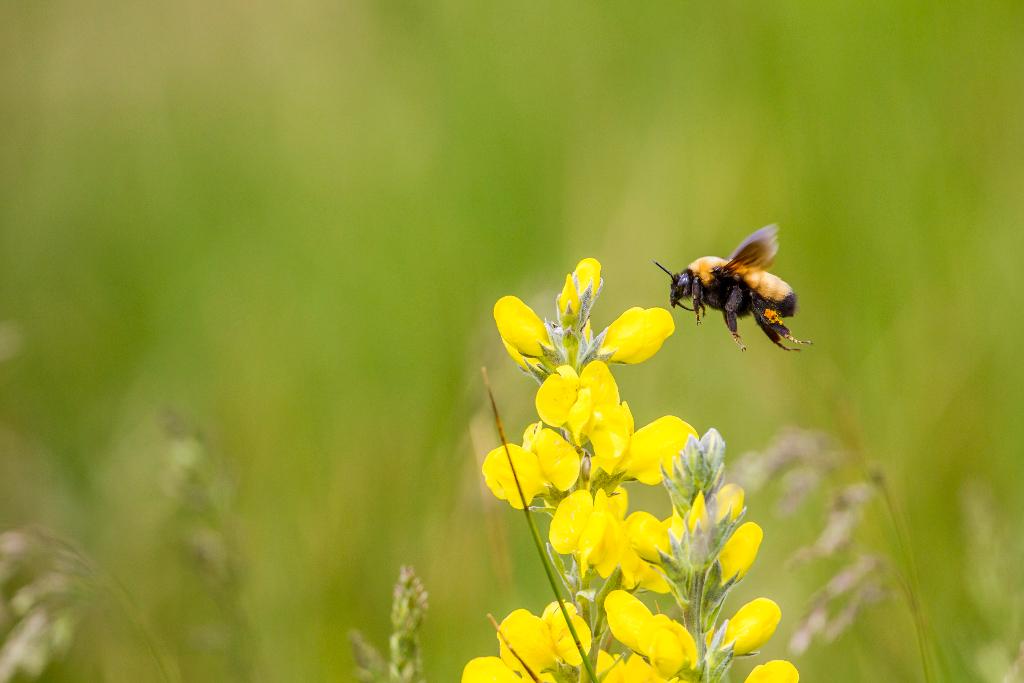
[654,261,694,310]
[670,271,693,307]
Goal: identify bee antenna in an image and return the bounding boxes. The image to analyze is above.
[652,260,674,278]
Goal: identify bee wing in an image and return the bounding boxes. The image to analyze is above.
[724,224,779,272]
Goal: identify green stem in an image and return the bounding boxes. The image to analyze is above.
[483,369,599,683]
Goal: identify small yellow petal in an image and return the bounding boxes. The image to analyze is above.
[579,360,620,407]
[744,660,800,683]
[687,491,708,533]
[624,416,698,485]
[557,274,579,317]
[578,507,624,577]
[574,258,602,296]
[531,428,581,491]
[600,307,675,364]
[566,386,594,444]
[482,444,546,509]
[604,590,653,654]
[625,511,670,563]
[724,598,782,655]
[589,402,635,470]
[535,366,580,427]
[549,490,594,555]
[719,522,763,583]
[715,483,745,522]
[494,296,550,357]
[462,656,523,683]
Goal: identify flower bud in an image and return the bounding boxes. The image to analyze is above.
[494,295,550,357]
[724,598,782,654]
[719,522,763,583]
[600,307,675,364]
[715,483,745,522]
[558,257,602,318]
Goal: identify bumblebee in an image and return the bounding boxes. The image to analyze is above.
[655,225,811,351]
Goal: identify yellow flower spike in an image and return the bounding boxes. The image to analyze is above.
[600,307,675,364]
[498,609,557,674]
[715,483,745,522]
[494,295,550,358]
[624,416,699,485]
[558,257,602,317]
[644,614,698,677]
[719,522,763,583]
[625,511,670,563]
[724,598,782,655]
[462,656,524,683]
[540,602,592,666]
[535,366,581,427]
[687,491,709,533]
[529,427,581,491]
[604,590,653,653]
[481,444,546,509]
[744,660,800,683]
[549,490,593,554]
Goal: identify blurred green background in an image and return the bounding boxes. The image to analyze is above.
[1,0,1023,680]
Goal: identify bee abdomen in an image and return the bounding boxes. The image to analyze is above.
[746,272,795,310]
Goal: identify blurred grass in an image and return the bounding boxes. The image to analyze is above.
[1,0,1023,680]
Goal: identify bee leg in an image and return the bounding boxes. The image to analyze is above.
[724,286,746,351]
[783,332,813,345]
[691,279,704,325]
[753,303,800,351]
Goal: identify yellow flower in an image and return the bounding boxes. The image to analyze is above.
[558,257,602,318]
[744,660,800,683]
[605,590,697,678]
[497,602,591,675]
[481,425,581,509]
[600,307,675,364]
[714,483,745,522]
[620,416,698,485]
[540,602,591,666]
[535,362,619,443]
[719,522,763,583]
[723,598,782,655]
[481,444,546,510]
[462,656,524,683]
[522,422,581,492]
[494,295,550,358]
[549,490,626,577]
